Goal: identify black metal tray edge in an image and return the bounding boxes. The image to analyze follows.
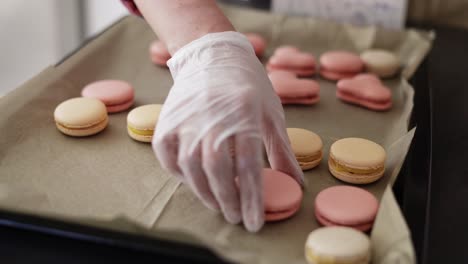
[0,209,227,263]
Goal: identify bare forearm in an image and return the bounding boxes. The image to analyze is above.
[134,0,235,54]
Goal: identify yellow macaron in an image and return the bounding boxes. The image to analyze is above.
[287,128,323,170]
[127,104,162,143]
[328,137,386,184]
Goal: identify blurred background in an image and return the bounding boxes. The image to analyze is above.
[0,0,128,96]
[1,0,467,96]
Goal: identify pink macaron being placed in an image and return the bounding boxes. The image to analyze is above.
[337,73,392,111]
[244,33,267,58]
[235,168,302,222]
[263,168,303,222]
[314,185,379,232]
[149,40,171,66]
[81,80,135,113]
[267,46,316,77]
[319,51,364,81]
[268,70,320,105]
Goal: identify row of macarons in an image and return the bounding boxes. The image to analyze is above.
[277,128,384,264]
[52,99,374,264]
[150,34,398,111]
[290,128,386,184]
[263,132,385,225]
[261,165,377,264]
[55,88,384,230]
[150,33,400,79]
[266,45,396,111]
[53,81,378,264]
[264,131,384,264]
[54,85,386,187]
[262,168,380,229]
[53,80,386,186]
[53,80,158,140]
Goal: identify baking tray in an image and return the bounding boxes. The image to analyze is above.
[0,5,433,264]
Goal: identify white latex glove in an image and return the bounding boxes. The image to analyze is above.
[153,31,303,232]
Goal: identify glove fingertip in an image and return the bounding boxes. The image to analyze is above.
[245,214,264,233]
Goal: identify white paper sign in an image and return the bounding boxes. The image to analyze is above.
[272,0,407,29]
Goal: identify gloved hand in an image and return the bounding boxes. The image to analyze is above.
[153,31,303,232]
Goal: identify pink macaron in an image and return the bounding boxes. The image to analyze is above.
[263,168,302,222]
[149,40,171,66]
[268,71,320,105]
[244,33,267,58]
[337,73,392,111]
[314,185,379,232]
[81,80,135,113]
[267,46,316,77]
[319,51,364,81]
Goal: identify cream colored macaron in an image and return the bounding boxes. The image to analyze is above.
[127,104,162,143]
[54,97,108,137]
[328,138,386,184]
[287,128,323,170]
[360,49,400,78]
[305,226,371,264]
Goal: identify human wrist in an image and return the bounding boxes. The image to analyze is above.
[134,0,235,55]
[166,21,235,54]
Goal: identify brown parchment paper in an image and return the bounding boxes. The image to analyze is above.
[0,5,432,264]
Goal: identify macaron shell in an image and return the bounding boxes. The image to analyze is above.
[269,48,316,68]
[151,55,170,67]
[315,211,373,232]
[319,51,364,73]
[351,73,383,84]
[81,80,134,113]
[305,226,371,264]
[56,116,108,137]
[269,71,320,105]
[328,157,384,184]
[267,63,316,77]
[287,128,323,155]
[274,46,300,53]
[150,40,171,66]
[265,203,301,222]
[127,104,162,130]
[336,74,392,106]
[330,138,386,169]
[127,104,163,143]
[314,186,378,231]
[280,96,320,105]
[54,97,108,129]
[235,169,302,222]
[106,99,135,113]
[337,90,392,111]
[150,40,170,58]
[298,154,323,170]
[267,46,316,77]
[319,69,358,81]
[287,128,323,170]
[263,168,302,213]
[269,71,320,96]
[244,33,266,57]
[360,49,400,78]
